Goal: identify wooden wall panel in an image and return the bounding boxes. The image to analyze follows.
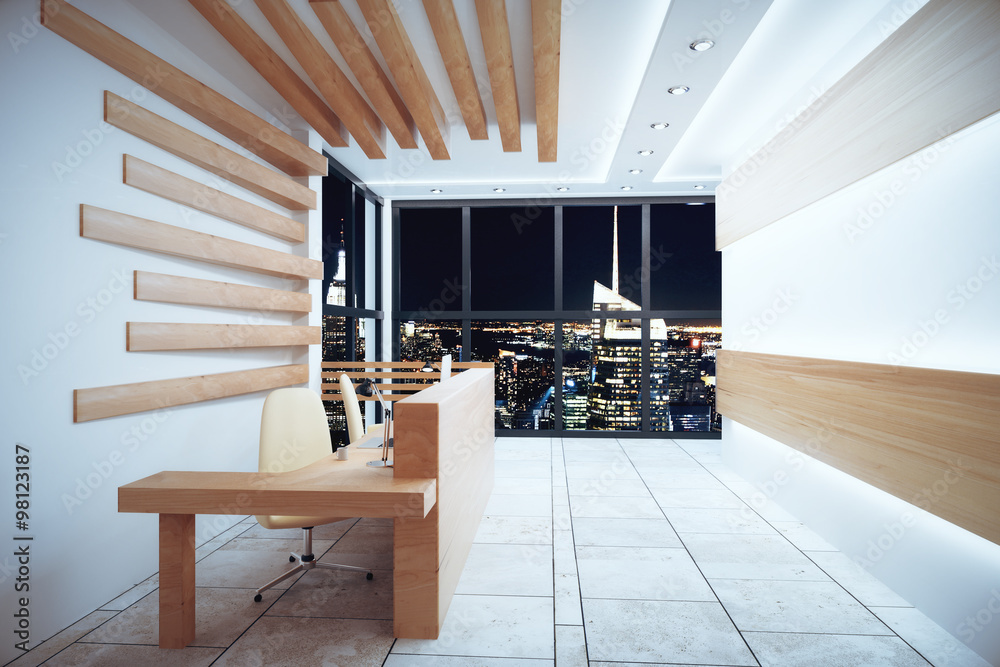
[74,364,309,422]
[716,350,1000,545]
[40,0,325,177]
[123,156,305,243]
[81,205,323,280]
[126,323,320,351]
[105,92,316,211]
[716,0,1000,249]
[392,368,494,638]
[134,271,311,313]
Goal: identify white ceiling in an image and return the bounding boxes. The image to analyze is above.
[127,0,913,201]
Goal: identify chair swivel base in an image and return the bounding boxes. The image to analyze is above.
[253,527,373,602]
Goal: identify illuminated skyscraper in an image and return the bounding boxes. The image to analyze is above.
[587,207,670,430]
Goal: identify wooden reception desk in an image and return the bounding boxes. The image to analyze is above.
[119,367,495,648]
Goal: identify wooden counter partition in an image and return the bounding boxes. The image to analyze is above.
[716,350,1000,546]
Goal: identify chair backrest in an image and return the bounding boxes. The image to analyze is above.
[258,388,332,474]
[340,373,364,443]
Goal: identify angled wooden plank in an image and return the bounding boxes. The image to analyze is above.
[106,92,316,211]
[531,0,560,162]
[186,0,349,150]
[717,350,1000,546]
[356,0,451,159]
[81,205,323,280]
[127,323,320,351]
[475,0,520,152]
[422,0,488,141]
[74,364,308,422]
[123,156,305,243]
[255,0,386,159]
[135,271,312,313]
[716,0,1000,249]
[40,0,325,177]
[310,0,418,150]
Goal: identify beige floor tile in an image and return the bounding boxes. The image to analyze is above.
[40,643,221,666]
[7,610,118,667]
[266,567,392,620]
[214,617,394,666]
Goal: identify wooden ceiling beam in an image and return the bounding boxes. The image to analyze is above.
[186,0,349,150]
[356,0,451,160]
[422,0,488,141]
[310,0,418,150]
[255,0,386,159]
[475,0,520,152]
[531,0,560,162]
[39,0,325,177]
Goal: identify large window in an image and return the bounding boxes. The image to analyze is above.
[322,163,383,444]
[393,200,721,437]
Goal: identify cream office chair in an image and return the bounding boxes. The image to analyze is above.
[340,373,383,445]
[252,388,372,603]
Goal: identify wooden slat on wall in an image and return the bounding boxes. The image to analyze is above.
[716,0,1000,249]
[186,0,349,150]
[81,205,323,280]
[105,92,316,211]
[716,350,1000,546]
[123,156,305,243]
[134,271,312,313]
[127,323,320,351]
[40,0,325,177]
[74,364,308,422]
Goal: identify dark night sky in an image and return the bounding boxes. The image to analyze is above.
[399,203,720,314]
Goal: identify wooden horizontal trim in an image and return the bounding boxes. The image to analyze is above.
[40,0,325,177]
[321,362,492,369]
[127,323,320,351]
[320,371,460,380]
[134,271,311,312]
[81,205,323,280]
[74,364,308,422]
[716,350,1000,546]
[123,156,305,243]
[186,0,348,151]
[105,92,316,211]
[716,0,1000,249]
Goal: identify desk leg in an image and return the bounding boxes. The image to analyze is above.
[159,513,196,648]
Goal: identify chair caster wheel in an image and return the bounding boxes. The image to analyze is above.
[366,572,373,581]
[254,593,262,602]
[289,556,296,562]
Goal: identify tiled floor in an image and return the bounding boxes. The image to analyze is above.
[9,438,993,667]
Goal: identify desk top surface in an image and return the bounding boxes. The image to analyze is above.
[118,432,435,518]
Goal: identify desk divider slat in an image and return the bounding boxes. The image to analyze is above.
[40,0,326,177]
[105,91,316,211]
[123,156,305,243]
[134,271,312,313]
[127,323,320,351]
[75,363,308,422]
[81,205,323,280]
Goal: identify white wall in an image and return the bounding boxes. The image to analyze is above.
[0,1,320,662]
[720,104,1000,665]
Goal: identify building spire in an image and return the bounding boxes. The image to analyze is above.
[611,205,619,293]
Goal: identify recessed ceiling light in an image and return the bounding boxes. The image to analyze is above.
[668,86,690,96]
[556,186,569,192]
[650,122,669,130]
[687,202,706,205]
[637,149,654,156]
[693,184,705,190]
[430,188,442,193]
[689,39,715,52]
[621,185,633,191]
[493,187,506,193]
[629,169,643,175]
